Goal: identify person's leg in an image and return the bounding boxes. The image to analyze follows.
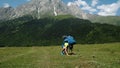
[69,44,73,53]
[64,47,69,56]
[67,46,69,53]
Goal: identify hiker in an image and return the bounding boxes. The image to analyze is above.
[61,41,69,56]
[63,35,76,53]
[61,35,76,55]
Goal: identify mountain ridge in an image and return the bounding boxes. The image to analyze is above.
[0,0,89,20]
[0,15,120,46]
[0,0,120,25]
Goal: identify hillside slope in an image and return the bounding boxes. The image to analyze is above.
[0,15,120,46]
[89,15,120,25]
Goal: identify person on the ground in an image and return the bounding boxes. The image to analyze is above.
[63,35,76,53]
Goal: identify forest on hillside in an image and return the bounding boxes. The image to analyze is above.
[0,15,120,46]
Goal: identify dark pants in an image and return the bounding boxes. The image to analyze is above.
[68,44,73,52]
[68,43,76,52]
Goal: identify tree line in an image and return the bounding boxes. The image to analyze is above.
[0,15,120,46]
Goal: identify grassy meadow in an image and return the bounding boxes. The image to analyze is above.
[0,43,120,68]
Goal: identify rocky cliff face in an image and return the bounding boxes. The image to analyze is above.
[0,0,88,20]
[0,7,15,20]
[13,0,72,18]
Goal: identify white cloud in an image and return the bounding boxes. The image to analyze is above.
[67,2,74,6]
[67,0,120,16]
[81,5,97,13]
[75,0,88,6]
[91,0,99,7]
[97,0,120,16]
[67,0,97,14]
[3,3,10,8]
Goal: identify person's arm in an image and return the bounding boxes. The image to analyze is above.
[64,48,69,56]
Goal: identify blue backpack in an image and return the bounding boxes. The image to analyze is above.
[65,35,76,45]
[62,35,76,48]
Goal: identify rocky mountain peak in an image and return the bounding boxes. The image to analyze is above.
[0,6,14,20]
[0,0,88,20]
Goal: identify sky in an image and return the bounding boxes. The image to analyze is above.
[0,0,120,16]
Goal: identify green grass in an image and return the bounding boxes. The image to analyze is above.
[0,43,120,68]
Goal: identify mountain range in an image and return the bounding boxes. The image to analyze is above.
[0,0,87,19]
[0,0,120,46]
[0,0,119,25]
